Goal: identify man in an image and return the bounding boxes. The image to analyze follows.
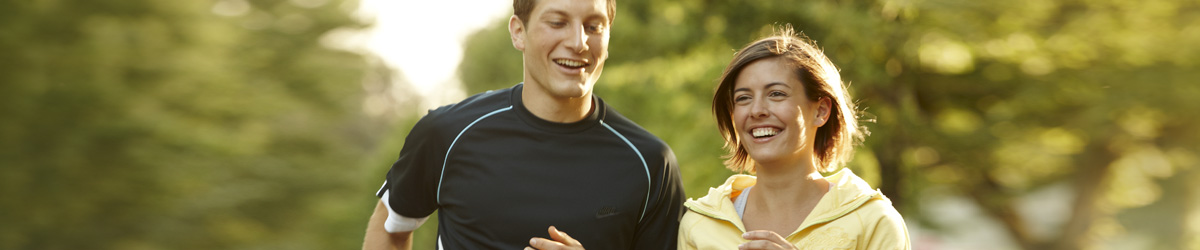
[361,0,686,249]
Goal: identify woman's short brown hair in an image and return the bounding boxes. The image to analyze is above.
[712,25,866,174]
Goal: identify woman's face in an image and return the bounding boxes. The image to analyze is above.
[730,58,828,168]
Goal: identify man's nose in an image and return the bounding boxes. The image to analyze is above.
[565,24,589,53]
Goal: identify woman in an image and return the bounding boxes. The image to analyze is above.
[679,26,910,250]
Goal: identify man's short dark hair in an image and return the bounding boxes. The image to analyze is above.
[513,0,616,24]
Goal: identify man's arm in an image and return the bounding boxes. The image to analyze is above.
[631,147,687,249]
[363,201,413,250]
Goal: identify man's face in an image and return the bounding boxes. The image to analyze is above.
[511,0,610,100]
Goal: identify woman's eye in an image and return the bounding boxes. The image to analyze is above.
[734,95,751,103]
[769,91,787,97]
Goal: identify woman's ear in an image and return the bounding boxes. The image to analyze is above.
[814,97,832,127]
[508,15,526,52]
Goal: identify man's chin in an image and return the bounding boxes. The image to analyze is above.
[555,88,589,99]
[548,80,592,96]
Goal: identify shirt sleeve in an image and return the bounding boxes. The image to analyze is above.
[677,212,699,250]
[375,113,447,231]
[861,199,912,250]
[630,146,687,249]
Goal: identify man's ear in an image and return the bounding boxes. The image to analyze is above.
[509,15,526,52]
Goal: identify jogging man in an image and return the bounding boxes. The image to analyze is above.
[362,0,685,249]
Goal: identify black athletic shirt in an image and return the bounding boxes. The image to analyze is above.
[377,83,686,249]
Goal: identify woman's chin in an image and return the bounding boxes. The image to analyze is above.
[748,155,784,166]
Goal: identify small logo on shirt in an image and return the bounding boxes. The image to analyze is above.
[595,206,619,219]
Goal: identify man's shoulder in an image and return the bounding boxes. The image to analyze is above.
[601,108,666,144]
[409,85,517,139]
[597,101,675,162]
[421,85,517,125]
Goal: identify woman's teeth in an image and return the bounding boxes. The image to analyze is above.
[752,128,779,138]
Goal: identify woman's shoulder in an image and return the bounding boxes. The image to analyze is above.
[852,194,903,220]
[679,210,707,227]
[847,196,911,248]
[846,196,907,236]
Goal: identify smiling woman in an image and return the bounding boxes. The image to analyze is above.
[679,25,910,250]
[712,26,860,175]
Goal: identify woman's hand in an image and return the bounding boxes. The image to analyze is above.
[739,230,797,250]
[525,226,585,250]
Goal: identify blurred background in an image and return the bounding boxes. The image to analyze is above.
[2,0,1198,249]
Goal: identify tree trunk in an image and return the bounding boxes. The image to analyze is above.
[1052,141,1117,250]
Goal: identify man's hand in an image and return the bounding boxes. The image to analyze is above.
[525,226,585,250]
[738,230,797,250]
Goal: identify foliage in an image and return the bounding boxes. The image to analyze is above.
[0,0,393,249]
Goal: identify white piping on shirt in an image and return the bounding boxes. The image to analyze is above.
[600,121,652,222]
[437,106,513,204]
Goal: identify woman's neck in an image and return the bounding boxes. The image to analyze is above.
[752,157,826,193]
[741,161,830,234]
[751,164,827,204]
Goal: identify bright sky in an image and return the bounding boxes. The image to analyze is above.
[356,0,512,107]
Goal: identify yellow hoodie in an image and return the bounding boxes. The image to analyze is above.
[679,169,910,249]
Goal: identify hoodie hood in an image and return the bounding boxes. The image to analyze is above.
[684,168,884,235]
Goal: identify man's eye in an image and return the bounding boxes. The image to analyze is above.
[587,24,604,33]
[549,21,566,27]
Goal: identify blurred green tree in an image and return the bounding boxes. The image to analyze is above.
[448,0,1200,249]
[0,0,397,249]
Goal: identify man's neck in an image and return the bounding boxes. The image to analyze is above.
[521,85,593,123]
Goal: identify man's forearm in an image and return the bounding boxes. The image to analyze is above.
[364,201,413,250]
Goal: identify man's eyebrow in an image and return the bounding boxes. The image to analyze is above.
[540,9,607,21]
[543,9,568,17]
